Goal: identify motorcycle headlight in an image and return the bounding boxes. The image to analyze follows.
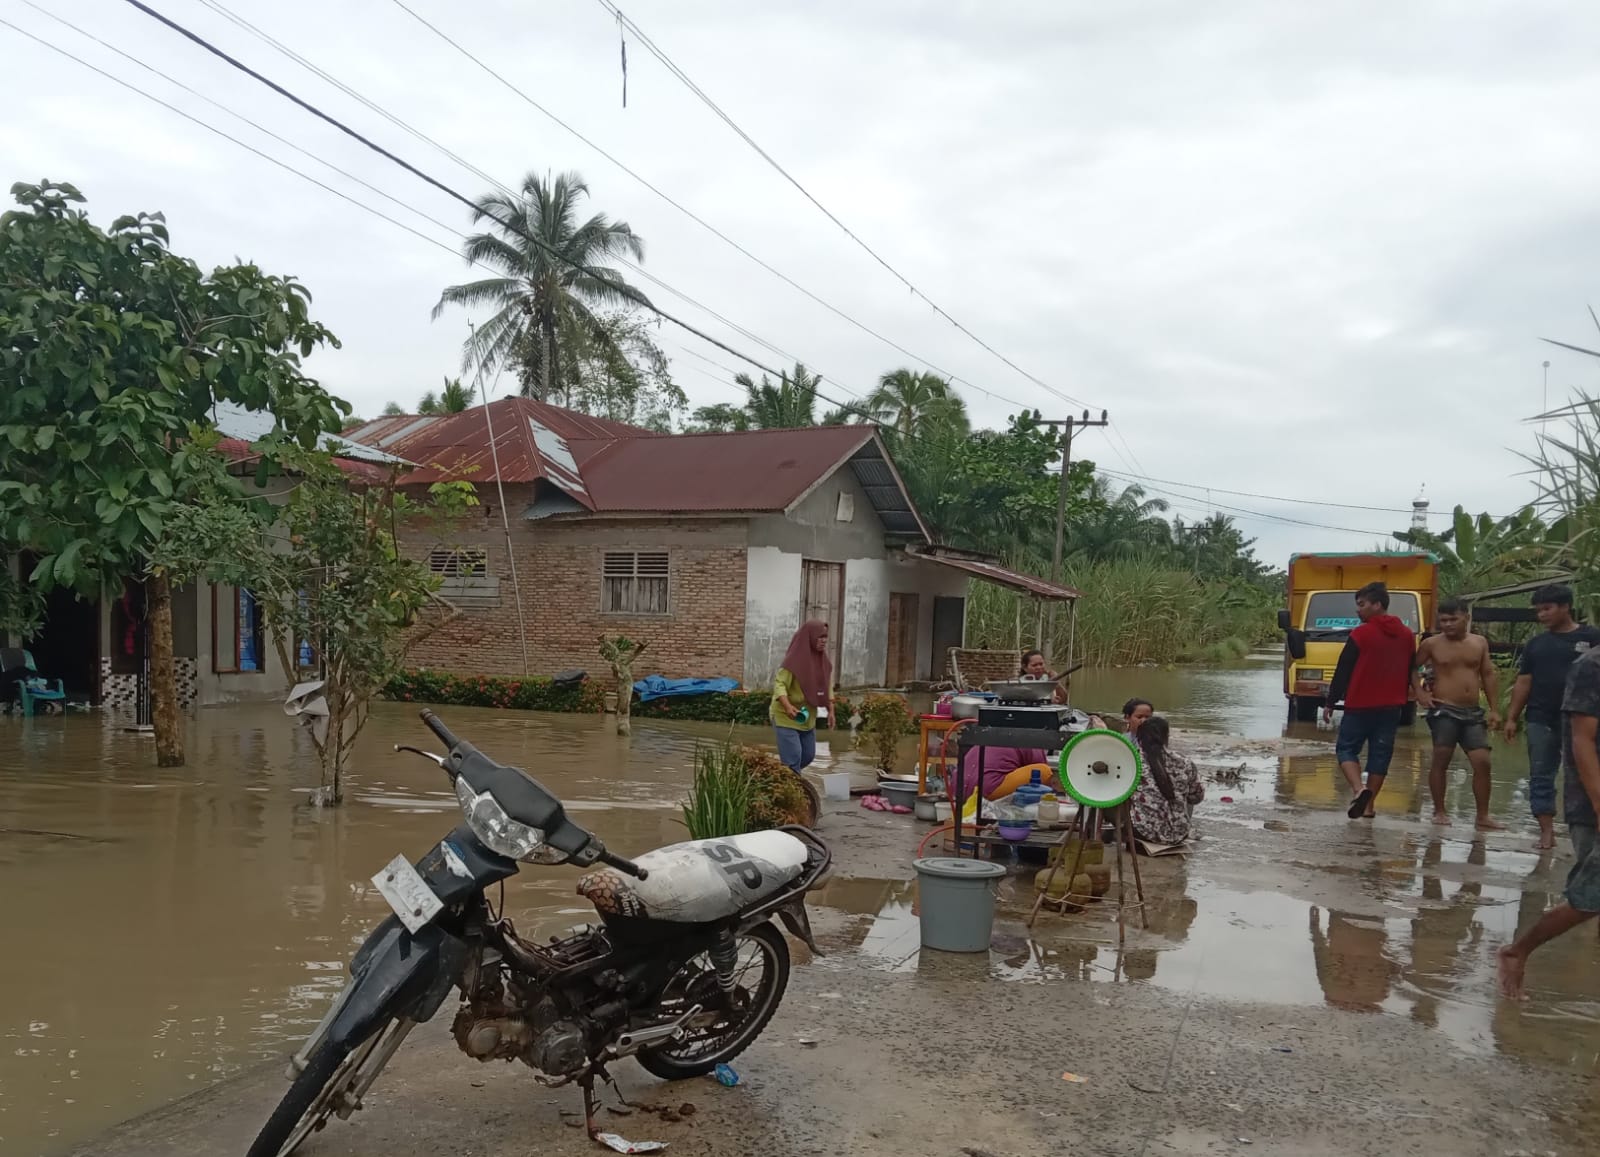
[454,776,547,861]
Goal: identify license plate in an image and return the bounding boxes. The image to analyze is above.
[373,855,443,933]
[1298,669,1324,682]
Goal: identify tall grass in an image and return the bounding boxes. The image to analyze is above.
[681,742,756,839]
[966,559,1277,667]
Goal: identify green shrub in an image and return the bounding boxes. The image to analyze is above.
[861,693,913,772]
[383,669,606,713]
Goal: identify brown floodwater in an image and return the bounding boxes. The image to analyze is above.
[2,658,1593,1155]
[0,703,827,1155]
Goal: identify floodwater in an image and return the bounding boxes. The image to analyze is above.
[0,704,812,1155]
[2,657,1594,1154]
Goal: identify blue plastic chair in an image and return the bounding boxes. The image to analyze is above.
[17,651,66,717]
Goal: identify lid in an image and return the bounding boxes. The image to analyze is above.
[915,857,1008,880]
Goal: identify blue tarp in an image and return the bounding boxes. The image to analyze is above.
[633,675,740,703]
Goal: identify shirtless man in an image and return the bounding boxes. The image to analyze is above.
[1414,597,1502,830]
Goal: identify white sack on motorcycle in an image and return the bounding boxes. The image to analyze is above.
[578,830,809,923]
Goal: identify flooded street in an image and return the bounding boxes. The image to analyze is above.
[5,657,1598,1156]
[0,704,785,1155]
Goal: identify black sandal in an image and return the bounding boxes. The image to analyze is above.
[1346,788,1374,819]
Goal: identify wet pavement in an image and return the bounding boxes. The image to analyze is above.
[6,657,1600,1156]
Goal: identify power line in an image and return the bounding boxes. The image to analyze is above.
[1125,481,1399,537]
[1098,468,1423,515]
[592,0,1102,415]
[380,0,1037,416]
[0,15,471,264]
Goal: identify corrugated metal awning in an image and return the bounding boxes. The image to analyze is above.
[905,547,1082,601]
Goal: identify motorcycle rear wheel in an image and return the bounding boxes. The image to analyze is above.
[637,922,790,1080]
[246,1017,397,1157]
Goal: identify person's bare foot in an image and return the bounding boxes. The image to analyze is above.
[1533,834,1556,851]
[1476,816,1507,832]
[1431,811,1452,826]
[1496,946,1528,1000]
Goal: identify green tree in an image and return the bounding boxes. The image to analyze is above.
[1392,504,1553,593]
[738,363,821,429]
[433,171,651,401]
[562,311,686,430]
[380,400,406,416]
[0,181,345,765]
[863,368,968,439]
[686,402,750,433]
[418,377,476,414]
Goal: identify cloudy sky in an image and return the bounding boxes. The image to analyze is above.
[4,0,1599,564]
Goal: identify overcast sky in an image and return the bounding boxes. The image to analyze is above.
[5,0,1600,565]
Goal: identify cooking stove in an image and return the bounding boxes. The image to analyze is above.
[977,702,1072,730]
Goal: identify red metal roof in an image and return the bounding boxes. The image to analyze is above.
[573,426,876,513]
[342,401,929,538]
[906,547,1081,601]
[342,398,654,500]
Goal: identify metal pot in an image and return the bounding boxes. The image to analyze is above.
[950,694,987,720]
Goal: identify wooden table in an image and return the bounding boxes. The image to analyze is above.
[951,723,1075,858]
[916,714,963,794]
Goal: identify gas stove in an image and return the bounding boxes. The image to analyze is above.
[977,702,1072,730]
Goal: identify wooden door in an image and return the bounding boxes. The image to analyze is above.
[887,593,920,685]
[800,560,844,680]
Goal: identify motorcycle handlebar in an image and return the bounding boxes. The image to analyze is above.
[419,710,461,751]
[598,849,649,881]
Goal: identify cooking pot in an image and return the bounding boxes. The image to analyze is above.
[950,694,988,720]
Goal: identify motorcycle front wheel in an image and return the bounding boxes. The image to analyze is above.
[637,921,790,1080]
[246,1016,406,1157]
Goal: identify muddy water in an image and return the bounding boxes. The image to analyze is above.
[1,660,1589,1154]
[0,704,814,1155]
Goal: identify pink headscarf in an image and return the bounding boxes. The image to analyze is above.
[781,620,833,708]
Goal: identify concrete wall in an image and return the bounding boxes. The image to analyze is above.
[886,554,971,681]
[743,546,803,688]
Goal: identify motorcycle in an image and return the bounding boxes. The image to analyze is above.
[248,710,831,1157]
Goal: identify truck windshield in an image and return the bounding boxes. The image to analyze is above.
[1303,591,1421,633]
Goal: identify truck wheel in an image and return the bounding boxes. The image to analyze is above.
[1293,697,1321,723]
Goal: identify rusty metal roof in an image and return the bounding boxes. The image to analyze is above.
[905,547,1082,601]
[342,398,653,505]
[344,401,930,539]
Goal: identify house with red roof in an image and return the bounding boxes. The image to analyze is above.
[343,397,1077,689]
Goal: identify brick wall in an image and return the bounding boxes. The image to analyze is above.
[948,647,1021,687]
[398,499,750,682]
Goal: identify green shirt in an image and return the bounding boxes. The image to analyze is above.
[770,667,816,731]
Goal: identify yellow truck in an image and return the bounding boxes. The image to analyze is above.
[1277,551,1439,724]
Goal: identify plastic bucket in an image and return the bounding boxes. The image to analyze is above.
[913,857,1008,953]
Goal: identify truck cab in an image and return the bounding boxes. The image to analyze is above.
[1278,552,1439,724]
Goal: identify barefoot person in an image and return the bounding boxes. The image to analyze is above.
[1497,643,1600,998]
[1324,582,1416,819]
[1415,598,1502,830]
[1503,584,1600,850]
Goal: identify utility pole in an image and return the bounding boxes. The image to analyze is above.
[1041,409,1108,665]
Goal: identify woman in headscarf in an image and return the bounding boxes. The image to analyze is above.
[770,620,833,775]
[1128,716,1205,846]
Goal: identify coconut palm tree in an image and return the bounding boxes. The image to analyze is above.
[416,377,476,415]
[863,369,968,439]
[1066,478,1172,561]
[738,363,822,429]
[433,171,652,401]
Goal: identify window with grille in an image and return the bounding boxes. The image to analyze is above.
[602,552,670,615]
[427,546,488,577]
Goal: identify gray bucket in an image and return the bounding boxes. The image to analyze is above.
[913,857,1008,953]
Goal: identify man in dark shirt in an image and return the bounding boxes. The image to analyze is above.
[1324,582,1417,820]
[1503,584,1600,850]
[1497,644,1600,998]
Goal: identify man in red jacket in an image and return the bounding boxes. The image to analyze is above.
[1323,582,1417,819]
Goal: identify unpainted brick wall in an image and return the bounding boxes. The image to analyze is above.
[398,498,750,682]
